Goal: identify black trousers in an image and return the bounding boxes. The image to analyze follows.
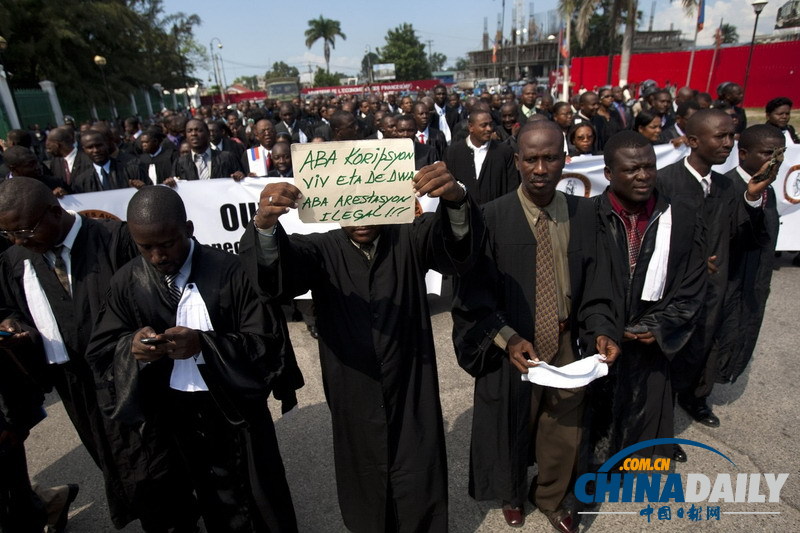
[0,443,47,533]
[168,390,268,533]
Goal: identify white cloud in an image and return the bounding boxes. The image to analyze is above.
[650,0,781,47]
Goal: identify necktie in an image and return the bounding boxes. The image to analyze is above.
[701,178,710,198]
[163,273,182,307]
[359,243,374,262]
[51,245,71,297]
[419,132,425,144]
[534,210,560,363]
[265,149,272,171]
[62,159,71,185]
[625,212,642,274]
[100,168,110,189]
[195,153,209,180]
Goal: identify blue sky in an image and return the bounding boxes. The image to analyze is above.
[164,0,784,81]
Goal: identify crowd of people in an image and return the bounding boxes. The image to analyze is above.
[0,77,795,533]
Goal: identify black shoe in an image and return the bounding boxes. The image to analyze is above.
[679,398,720,428]
[48,484,79,533]
[306,324,319,339]
[673,444,687,463]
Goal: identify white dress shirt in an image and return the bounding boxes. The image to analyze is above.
[435,104,451,143]
[465,136,489,179]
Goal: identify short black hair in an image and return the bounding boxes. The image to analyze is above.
[766,97,793,114]
[676,100,701,118]
[330,110,355,131]
[48,126,74,145]
[685,108,729,137]
[634,109,660,131]
[567,121,596,145]
[578,91,597,105]
[604,131,653,166]
[552,101,571,114]
[739,124,785,151]
[7,129,32,148]
[2,145,37,167]
[127,186,186,226]
[0,176,58,215]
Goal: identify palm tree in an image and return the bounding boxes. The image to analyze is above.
[304,16,346,74]
[720,23,739,44]
[564,0,698,87]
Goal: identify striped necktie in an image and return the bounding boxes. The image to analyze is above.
[163,273,183,307]
[51,245,71,297]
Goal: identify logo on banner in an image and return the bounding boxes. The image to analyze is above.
[576,438,788,523]
[79,210,120,221]
[783,164,800,204]
[560,173,592,197]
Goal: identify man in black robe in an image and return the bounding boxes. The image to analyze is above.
[590,131,707,466]
[657,109,773,431]
[395,115,437,170]
[452,122,620,532]
[86,186,297,533]
[713,124,784,383]
[71,131,149,193]
[0,335,79,533]
[0,178,197,531]
[443,110,518,205]
[171,119,245,181]
[238,163,483,533]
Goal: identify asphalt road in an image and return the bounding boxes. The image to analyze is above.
[26,256,800,532]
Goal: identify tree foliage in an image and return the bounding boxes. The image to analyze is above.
[360,52,380,80]
[313,67,346,87]
[377,24,431,81]
[720,23,739,44]
[0,0,206,109]
[454,57,469,71]
[233,76,260,90]
[304,16,346,74]
[429,52,447,72]
[264,61,299,80]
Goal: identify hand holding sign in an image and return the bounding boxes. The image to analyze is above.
[412,162,467,204]
[254,182,302,230]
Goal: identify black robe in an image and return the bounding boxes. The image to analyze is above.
[0,217,191,530]
[239,202,484,533]
[85,243,297,533]
[656,159,764,395]
[172,149,244,180]
[71,157,148,193]
[443,139,519,205]
[451,191,617,505]
[589,190,707,463]
[713,169,780,382]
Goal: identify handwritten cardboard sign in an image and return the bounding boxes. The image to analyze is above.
[291,138,416,226]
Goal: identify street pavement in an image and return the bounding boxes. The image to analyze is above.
[27,255,800,532]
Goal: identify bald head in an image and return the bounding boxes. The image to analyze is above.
[0,176,58,214]
[127,185,187,227]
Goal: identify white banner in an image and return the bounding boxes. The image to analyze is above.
[58,143,800,252]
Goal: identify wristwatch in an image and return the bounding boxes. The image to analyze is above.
[442,181,468,208]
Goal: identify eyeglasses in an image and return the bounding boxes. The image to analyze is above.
[0,209,48,240]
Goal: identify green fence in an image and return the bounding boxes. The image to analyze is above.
[0,101,11,139]
[14,89,54,129]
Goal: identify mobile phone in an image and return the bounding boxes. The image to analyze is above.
[0,330,14,337]
[752,146,787,183]
[141,337,168,346]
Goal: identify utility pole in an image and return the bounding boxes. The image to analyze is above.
[426,40,433,66]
